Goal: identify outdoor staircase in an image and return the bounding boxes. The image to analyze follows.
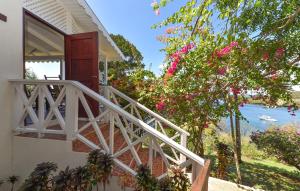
[10,80,209,190]
[72,122,166,187]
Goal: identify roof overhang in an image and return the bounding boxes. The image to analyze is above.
[60,0,125,62]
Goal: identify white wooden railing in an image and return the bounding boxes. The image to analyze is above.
[10,80,205,180]
[101,85,190,164]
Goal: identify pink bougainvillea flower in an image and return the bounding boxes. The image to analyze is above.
[230,41,238,47]
[216,46,232,58]
[217,66,227,76]
[167,66,176,75]
[275,48,285,58]
[231,87,241,95]
[170,51,181,60]
[203,122,209,129]
[262,53,270,61]
[171,61,178,69]
[155,9,160,15]
[156,101,166,111]
[180,46,189,54]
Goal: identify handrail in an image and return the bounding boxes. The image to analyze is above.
[191,160,211,191]
[102,85,190,136]
[10,80,204,166]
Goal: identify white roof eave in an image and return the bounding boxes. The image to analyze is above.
[76,0,125,61]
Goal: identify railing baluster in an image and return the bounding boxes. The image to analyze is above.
[180,133,187,164]
[65,85,78,140]
[148,136,154,173]
[38,85,45,137]
[109,111,114,154]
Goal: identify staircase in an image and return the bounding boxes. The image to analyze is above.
[9,80,208,190]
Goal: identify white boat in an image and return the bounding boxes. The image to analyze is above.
[259,115,278,122]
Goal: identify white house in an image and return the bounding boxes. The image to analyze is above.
[0,1,209,190]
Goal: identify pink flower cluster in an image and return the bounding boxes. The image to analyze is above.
[167,43,195,75]
[231,87,241,95]
[216,41,239,58]
[262,48,285,61]
[275,48,285,58]
[217,66,227,76]
[203,122,209,129]
[156,101,166,111]
[262,53,270,61]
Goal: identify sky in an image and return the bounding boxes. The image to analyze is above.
[86,0,187,75]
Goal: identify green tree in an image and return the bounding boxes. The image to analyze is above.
[25,68,38,80]
[108,34,144,80]
[151,0,300,184]
[108,34,157,108]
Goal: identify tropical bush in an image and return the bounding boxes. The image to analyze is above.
[216,142,234,179]
[167,167,191,191]
[19,150,113,191]
[21,162,58,191]
[251,126,300,170]
[134,165,190,191]
[135,165,159,191]
[87,149,113,191]
[7,176,19,191]
[158,177,173,191]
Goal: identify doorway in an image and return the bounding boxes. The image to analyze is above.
[24,10,65,80]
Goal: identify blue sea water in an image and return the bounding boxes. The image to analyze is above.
[223,104,300,136]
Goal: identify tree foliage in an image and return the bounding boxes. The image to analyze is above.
[108,34,144,80]
[150,0,300,183]
[108,34,157,108]
[150,0,300,151]
[251,126,300,170]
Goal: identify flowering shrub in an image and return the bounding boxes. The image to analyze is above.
[250,127,300,170]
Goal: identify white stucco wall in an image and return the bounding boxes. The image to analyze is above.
[10,137,129,191]
[0,0,23,178]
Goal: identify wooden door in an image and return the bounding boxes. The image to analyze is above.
[65,32,99,116]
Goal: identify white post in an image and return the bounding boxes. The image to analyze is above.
[65,85,78,140]
[148,136,153,173]
[61,59,66,80]
[12,84,23,133]
[109,111,114,154]
[38,85,45,137]
[180,133,187,165]
[104,56,108,85]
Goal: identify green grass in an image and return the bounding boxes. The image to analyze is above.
[209,156,300,191]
